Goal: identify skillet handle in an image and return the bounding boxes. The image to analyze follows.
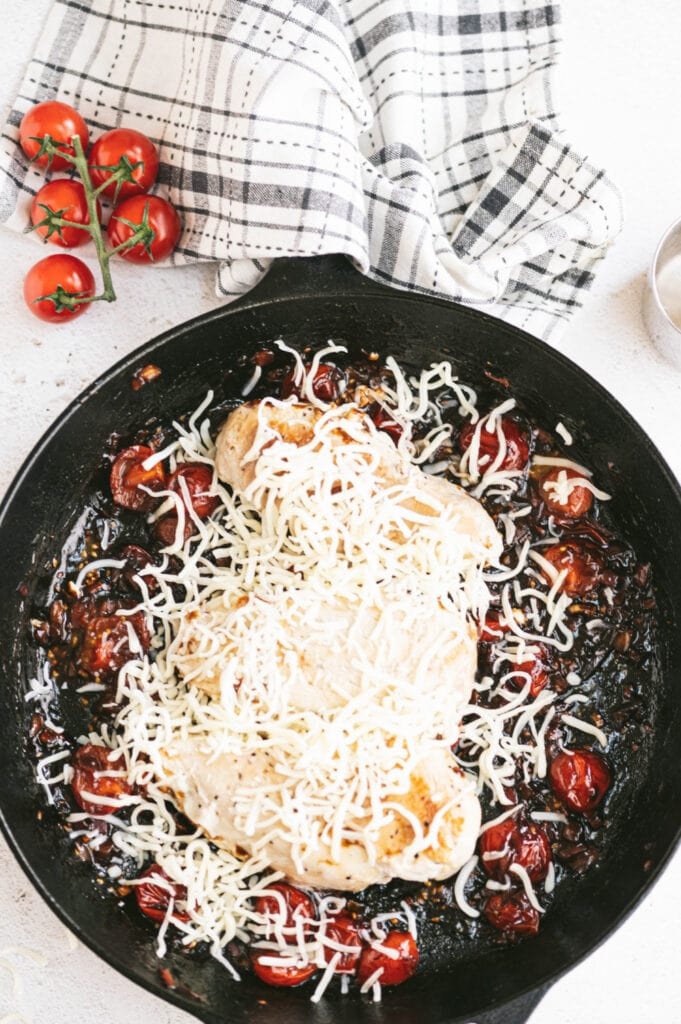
[249,254,371,301]
[469,983,551,1024]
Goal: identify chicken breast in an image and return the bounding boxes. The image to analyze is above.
[161,739,481,891]
[155,396,501,892]
[215,398,501,557]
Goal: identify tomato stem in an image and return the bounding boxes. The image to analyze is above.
[69,133,117,303]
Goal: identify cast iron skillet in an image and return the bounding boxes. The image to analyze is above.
[0,255,679,1024]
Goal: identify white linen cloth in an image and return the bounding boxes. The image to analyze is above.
[0,0,622,339]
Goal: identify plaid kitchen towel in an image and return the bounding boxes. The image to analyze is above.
[0,0,622,340]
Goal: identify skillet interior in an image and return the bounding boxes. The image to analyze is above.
[0,256,679,1024]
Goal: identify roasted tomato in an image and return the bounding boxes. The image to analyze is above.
[255,882,315,932]
[479,609,513,642]
[23,254,96,322]
[110,445,167,512]
[168,463,219,519]
[71,743,133,815]
[19,101,89,170]
[108,194,181,263]
[250,951,316,988]
[88,128,159,199]
[357,930,419,987]
[507,644,550,697]
[30,179,101,248]
[322,914,362,973]
[540,466,593,518]
[370,404,404,445]
[135,864,190,923]
[541,540,604,596]
[549,749,612,814]
[78,611,150,677]
[459,417,529,472]
[120,544,159,594]
[281,362,345,403]
[479,816,551,882]
[484,892,540,935]
[153,513,192,548]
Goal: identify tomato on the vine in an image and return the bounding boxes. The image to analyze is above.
[108,194,181,263]
[30,179,101,248]
[19,101,89,171]
[23,254,96,322]
[88,128,159,199]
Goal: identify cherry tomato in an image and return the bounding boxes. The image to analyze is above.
[110,445,167,512]
[459,417,529,472]
[108,195,181,263]
[30,180,101,248]
[153,513,193,548]
[540,467,593,518]
[281,362,345,403]
[23,254,95,322]
[168,463,219,519]
[549,749,612,814]
[250,951,317,988]
[78,610,150,677]
[19,101,89,171]
[120,544,159,594]
[541,540,604,596]
[255,882,315,932]
[88,128,159,199]
[69,594,122,632]
[370,404,404,445]
[484,892,540,935]
[322,914,362,973]
[135,864,190,923]
[479,817,551,882]
[479,609,513,642]
[508,644,550,697]
[71,743,133,815]
[357,930,419,987]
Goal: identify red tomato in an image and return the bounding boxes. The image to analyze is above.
[23,254,95,322]
[459,417,529,472]
[78,611,150,677]
[484,892,540,935]
[479,817,551,882]
[110,445,167,512]
[479,609,513,642]
[30,180,101,248]
[120,544,159,594]
[549,749,612,814]
[135,864,190,923]
[357,930,419,987]
[507,644,550,698]
[322,914,362,973]
[370,404,404,445]
[255,883,315,932]
[19,101,89,171]
[541,540,604,596]
[71,743,133,815]
[251,951,316,988]
[108,195,181,263]
[88,128,159,199]
[168,463,219,519]
[540,467,593,518]
[281,362,345,403]
[153,513,193,548]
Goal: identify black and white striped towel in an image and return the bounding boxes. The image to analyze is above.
[0,0,622,340]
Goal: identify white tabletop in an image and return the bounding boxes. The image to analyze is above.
[0,3,679,1022]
